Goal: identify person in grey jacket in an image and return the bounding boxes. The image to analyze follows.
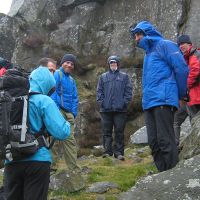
[96,55,132,160]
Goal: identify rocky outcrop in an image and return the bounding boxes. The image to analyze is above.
[86,181,119,193]
[130,117,191,145]
[130,126,148,144]
[0,0,200,149]
[0,14,15,60]
[2,0,200,71]
[121,109,200,200]
[3,0,192,68]
[118,155,200,200]
[179,111,200,160]
[49,169,85,192]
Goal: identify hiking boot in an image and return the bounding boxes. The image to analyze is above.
[116,155,125,161]
[102,153,111,158]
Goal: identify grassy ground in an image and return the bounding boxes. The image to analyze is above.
[48,146,157,200]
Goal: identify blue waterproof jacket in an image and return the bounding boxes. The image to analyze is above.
[51,67,78,117]
[97,69,132,112]
[6,67,70,164]
[130,21,189,110]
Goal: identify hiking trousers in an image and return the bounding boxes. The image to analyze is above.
[53,110,80,171]
[100,112,127,157]
[5,161,50,200]
[173,104,188,146]
[144,106,178,172]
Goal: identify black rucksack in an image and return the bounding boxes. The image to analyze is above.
[0,68,49,161]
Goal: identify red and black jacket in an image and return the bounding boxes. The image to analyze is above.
[184,46,200,106]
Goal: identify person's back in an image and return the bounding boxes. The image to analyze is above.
[5,66,70,200]
[130,22,188,109]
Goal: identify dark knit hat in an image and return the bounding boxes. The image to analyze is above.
[177,35,192,46]
[0,57,12,69]
[60,54,76,65]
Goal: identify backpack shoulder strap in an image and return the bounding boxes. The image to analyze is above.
[11,95,28,142]
[58,70,63,80]
[57,70,64,107]
[20,95,28,142]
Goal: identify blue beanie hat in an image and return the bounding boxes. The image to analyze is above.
[177,35,192,46]
[60,54,76,65]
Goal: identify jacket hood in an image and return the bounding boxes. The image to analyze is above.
[29,66,56,95]
[130,21,163,38]
[130,21,163,51]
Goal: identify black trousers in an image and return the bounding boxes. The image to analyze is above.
[173,104,188,146]
[5,161,50,200]
[144,106,178,172]
[100,112,127,156]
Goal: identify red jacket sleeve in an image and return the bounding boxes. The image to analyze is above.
[0,68,6,77]
[187,55,200,89]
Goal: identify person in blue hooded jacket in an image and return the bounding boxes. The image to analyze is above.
[4,66,70,200]
[97,56,132,161]
[130,21,189,172]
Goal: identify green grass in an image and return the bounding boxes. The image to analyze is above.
[88,163,156,191]
[49,160,156,200]
[49,146,157,199]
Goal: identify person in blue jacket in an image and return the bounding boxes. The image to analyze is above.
[51,54,80,171]
[130,21,189,171]
[97,55,132,160]
[4,66,70,200]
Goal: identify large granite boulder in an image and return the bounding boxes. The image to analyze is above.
[49,169,85,192]
[129,117,191,145]
[5,0,189,67]
[0,0,200,149]
[0,14,16,60]
[179,111,200,160]
[118,154,200,200]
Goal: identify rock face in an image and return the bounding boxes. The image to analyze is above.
[118,155,200,200]
[179,112,200,160]
[0,14,15,60]
[121,110,200,200]
[1,0,200,149]
[5,0,188,67]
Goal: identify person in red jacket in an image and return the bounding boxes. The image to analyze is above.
[177,34,200,118]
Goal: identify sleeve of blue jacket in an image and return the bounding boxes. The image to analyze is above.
[157,40,189,99]
[96,75,104,105]
[124,74,133,104]
[43,98,70,140]
[29,95,70,140]
[72,80,78,118]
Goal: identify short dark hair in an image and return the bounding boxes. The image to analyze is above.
[38,57,56,67]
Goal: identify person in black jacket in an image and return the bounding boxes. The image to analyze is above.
[96,56,132,160]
